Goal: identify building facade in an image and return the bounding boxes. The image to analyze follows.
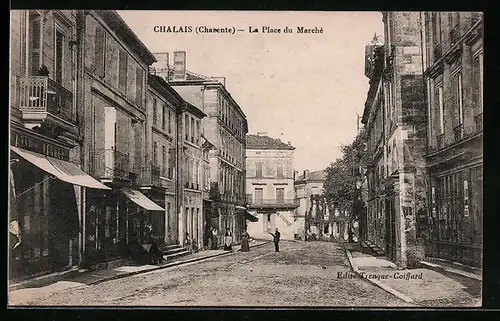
[9,10,111,279]
[245,134,298,241]
[362,12,427,268]
[152,51,248,246]
[143,74,181,246]
[79,10,165,266]
[294,170,326,239]
[421,12,483,266]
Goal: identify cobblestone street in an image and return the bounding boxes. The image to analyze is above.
[10,242,412,307]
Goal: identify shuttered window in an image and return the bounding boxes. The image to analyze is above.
[94,26,106,77]
[135,67,143,106]
[29,15,41,75]
[118,49,127,93]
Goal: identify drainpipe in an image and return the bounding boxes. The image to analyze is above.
[75,10,86,266]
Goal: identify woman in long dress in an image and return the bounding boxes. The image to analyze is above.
[224,228,233,251]
[241,230,250,252]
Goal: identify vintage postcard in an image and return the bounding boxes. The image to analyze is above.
[8,10,482,307]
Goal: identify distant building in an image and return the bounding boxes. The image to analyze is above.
[294,170,326,239]
[152,51,248,246]
[421,12,483,266]
[245,134,298,240]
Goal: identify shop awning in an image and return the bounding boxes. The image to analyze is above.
[10,146,111,190]
[121,187,165,211]
[244,211,258,222]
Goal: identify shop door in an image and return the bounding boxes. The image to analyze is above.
[385,196,397,260]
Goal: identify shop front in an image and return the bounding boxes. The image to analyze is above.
[9,146,111,280]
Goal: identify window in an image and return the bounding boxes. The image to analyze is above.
[185,115,189,140]
[135,67,144,106]
[256,162,263,178]
[168,109,172,134]
[195,120,199,144]
[452,70,464,125]
[162,105,167,131]
[162,145,167,177]
[472,52,483,112]
[436,84,444,134]
[29,13,41,75]
[152,98,157,126]
[54,28,64,84]
[95,25,106,78]
[276,188,284,203]
[190,117,195,143]
[277,164,284,179]
[255,188,263,203]
[118,50,128,93]
[153,141,158,166]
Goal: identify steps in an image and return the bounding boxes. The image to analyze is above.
[162,244,191,261]
[362,240,386,257]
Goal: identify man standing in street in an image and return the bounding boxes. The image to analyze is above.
[269,228,281,252]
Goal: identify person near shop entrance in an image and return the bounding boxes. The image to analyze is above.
[224,228,233,251]
[240,229,250,252]
[269,228,281,252]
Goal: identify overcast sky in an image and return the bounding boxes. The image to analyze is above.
[118,11,384,173]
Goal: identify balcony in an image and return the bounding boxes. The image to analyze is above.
[453,123,464,142]
[434,43,442,61]
[141,164,162,187]
[18,76,75,128]
[436,133,445,149]
[90,149,130,181]
[247,198,300,209]
[474,113,483,132]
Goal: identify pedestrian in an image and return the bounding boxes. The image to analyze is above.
[184,232,192,252]
[212,227,218,249]
[269,228,281,252]
[223,228,233,251]
[241,229,250,252]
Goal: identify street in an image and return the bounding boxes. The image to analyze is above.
[14,241,411,307]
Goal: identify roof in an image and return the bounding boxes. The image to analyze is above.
[295,170,327,182]
[101,11,156,65]
[246,134,295,150]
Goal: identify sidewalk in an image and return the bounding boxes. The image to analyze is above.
[8,239,271,304]
[344,243,482,307]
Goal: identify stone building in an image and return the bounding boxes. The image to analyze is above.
[152,52,248,246]
[9,10,110,279]
[362,12,427,268]
[421,12,483,266]
[294,170,326,239]
[245,134,298,241]
[79,10,163,267]
[143,74,182,246]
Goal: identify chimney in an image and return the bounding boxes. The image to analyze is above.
[303,170,309,179]
[294,170,298,180]
[173,51,186,80]
[257,132,267,136]
[288,141,291,145]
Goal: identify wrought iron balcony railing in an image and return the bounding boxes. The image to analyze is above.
[18,76,75,124]
[474,113,483,132]
[453,123,464,142]
[247,198,300,208]
[90,149,130,181]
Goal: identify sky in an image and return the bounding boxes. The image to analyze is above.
[118,11,384,173]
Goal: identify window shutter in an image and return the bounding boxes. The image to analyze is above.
[30,18,41,75]
[135,67,143,106]
[94,26,105,77]
[118,50,127,93]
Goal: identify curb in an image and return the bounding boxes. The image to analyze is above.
[344,245,415,304]
[82,241,273,286]
[418,260,482,282]
[9,267,83,292]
